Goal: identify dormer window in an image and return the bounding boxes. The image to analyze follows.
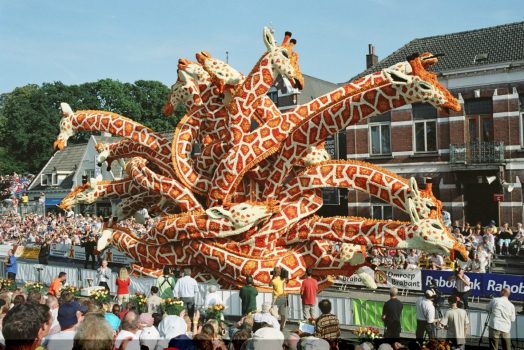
[473,53,488,63]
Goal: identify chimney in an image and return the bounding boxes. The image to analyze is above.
[366,44,378,69]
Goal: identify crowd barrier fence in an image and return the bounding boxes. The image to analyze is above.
[0,260,522,339]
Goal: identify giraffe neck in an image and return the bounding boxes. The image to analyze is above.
[70,110,168,151]
[228,55,276,144]
[261,71,406,198]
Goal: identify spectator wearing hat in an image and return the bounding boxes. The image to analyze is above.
[439,295,469,350]
[245,326,285,350]
[157,314,188,350]
[43,295,88,350]
[204,285,223,308]
[239,276,258,316]
[382,287,403,340]
[2,303,52,350]
[415,290,437,345]
[300,268,318,320]
[138,313,160,350]
[299,336,330,350]
[253,303,280,331]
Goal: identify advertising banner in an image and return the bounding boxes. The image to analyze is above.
[337,268,422,291]
[421,270,524,301]
[49,244,134,265]
[421,270,484,297]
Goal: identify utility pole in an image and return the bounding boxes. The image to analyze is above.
[226,51,229,64]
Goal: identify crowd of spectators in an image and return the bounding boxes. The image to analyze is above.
[366,219,524,274]
[0,267,344,350]
[0,211,150,248]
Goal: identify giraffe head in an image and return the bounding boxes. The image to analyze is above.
[403,197,468,260]
[302,144,331,166]
[280,33,305,90]
[206,200,277,232]
[95,142,111,166]
[53,103,76,151]
[196,51,245,94]
[262,27,300,89]
[58,178,100,210]
[407,178,441,220]
[382,53,461,113]
[163,59,204,116]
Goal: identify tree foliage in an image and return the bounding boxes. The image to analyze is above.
[0,79,183,174]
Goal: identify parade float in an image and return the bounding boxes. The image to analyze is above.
[55,27,467,292]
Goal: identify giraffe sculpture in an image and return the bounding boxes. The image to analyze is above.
[56,27,467,292]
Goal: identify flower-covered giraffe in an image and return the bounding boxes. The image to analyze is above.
[56,27,467,292]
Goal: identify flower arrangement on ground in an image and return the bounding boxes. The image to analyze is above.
[0,278,16,292]
[24,281,44,294]
[90,289,110,304]
[352,326,381,343]
[163,298,184,316]
[129,292,148,313]
[206,304,225,321]
[61,285,81,297]
[422,340,451,350]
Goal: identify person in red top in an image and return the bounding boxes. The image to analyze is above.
[48,272,67,297]
[300,268,318,320]
[116,267,131,305]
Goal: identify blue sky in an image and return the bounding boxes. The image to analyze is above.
[0,0,523,93]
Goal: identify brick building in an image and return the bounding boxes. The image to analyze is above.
[346,21,524,226]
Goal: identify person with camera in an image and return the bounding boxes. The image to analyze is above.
[448,267,471,309]
[415,289,438,345]
[270,266,288,331]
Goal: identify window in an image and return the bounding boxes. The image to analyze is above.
[520,95,524,147]
[41,174,49,186]
[267,88,278,105]
[369,112,391,156]
[84,169,95,180]
[465,98,493,143]
[412,103,437,153]
[371,205,393,220]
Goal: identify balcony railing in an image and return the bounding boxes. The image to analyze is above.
[449,141,505,165]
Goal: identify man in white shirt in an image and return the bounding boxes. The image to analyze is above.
[415,290,437,345]
[115,310,141,350]
[253,303,281,330]
[487,288,515,350]
[204,285,223,308]
[448,268,471,309]
[430,253,444,270]
[406,249,420,270]
[174,267,198,318]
